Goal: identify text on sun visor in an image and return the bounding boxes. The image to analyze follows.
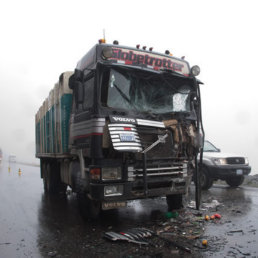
[110,48,190,75]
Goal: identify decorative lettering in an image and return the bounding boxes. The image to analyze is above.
[110,48,187,74]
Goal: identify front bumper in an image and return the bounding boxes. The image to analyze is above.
[207,164,251,180]
[89,175,191,202]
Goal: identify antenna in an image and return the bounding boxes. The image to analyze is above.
[103,29,106,41]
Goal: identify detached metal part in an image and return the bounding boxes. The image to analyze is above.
[103,231,149,245]
[103,227,192,253]
[142,133,168,154]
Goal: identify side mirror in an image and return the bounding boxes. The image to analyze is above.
[75,82,84,104]
[69,72,84,104]
[69,69,83,89]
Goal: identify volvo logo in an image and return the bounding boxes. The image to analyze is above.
[110,116,136,123]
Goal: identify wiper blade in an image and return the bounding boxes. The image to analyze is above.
[143,110,158,119]
[113,83,131,105]
[113,83,139,114]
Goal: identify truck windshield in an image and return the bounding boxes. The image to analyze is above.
[101,67,194,115]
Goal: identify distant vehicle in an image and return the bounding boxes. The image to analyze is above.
[200,141,251,189]
[0,148,2,163]
[8,155,16,163]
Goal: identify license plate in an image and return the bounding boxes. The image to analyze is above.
[102,201,126,210]
[120,133,135,142]
[236,169,243,175]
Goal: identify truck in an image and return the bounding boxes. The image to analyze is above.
[35,40,204,219]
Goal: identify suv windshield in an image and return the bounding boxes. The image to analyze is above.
[101,67,194,115]
[204,141,220,152]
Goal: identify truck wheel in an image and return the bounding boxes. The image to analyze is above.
[77,192,101,220]
[45,162,67,194]
[226,176,244,187]
[200,167,213,190]
[166,194,183,210]
[41,161,48,191]
[46,163,56,193]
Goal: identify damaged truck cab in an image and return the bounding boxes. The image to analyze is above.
[36,41,204,219]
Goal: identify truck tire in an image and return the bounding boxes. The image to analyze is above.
[226,176,244,187]
[44,161,67,194]
[200,167,213,190]
[166,194,183,210]
[74,172,101,220]
[77,191,101,220]
[41,161,48,191]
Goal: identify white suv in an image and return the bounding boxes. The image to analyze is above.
[200,141,251,189]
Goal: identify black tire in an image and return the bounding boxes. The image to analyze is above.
[41,161,48,191]
[166,194,183,211]
[226,176,244,187]
[200,167,213,190]
[44,161,67,194]
[77,191,101,220]
[75,171,101,220]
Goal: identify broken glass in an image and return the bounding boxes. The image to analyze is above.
[103,68,194,114]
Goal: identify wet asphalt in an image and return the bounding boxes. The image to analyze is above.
[0,161,257,257]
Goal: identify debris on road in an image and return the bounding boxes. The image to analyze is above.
[202,239,208,246]
[214,213,221,219]
[205,215,210,220]
[230,246,251,256]
[102,207,210,254]
[103,227,193,253]
[227,229,244,234]
[202,199,221,209]
[103,228,152,245]
[104,231,149,245]
[188,199,221,211]
[165,211,179,219]
[47,251,58,257]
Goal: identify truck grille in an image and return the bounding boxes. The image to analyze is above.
[226,157,245,165]
[108,123,142,152]
[128,161,188,192]
[130,162,186,177]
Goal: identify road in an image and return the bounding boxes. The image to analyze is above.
[0,161,257,257]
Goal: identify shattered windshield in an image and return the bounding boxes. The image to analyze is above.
[101,67,194,114]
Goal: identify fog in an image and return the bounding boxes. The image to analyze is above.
[0,0,257,173]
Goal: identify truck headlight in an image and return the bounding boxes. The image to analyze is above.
[102,47,113,59]
[245,157,249,165]
[191,65,200,76]
[213,158,227,165]
[104,185,123,196]
[102,167,122,180]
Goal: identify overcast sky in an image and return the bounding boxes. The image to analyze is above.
[0,0,257,174]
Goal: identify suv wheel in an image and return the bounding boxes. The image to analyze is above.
[200,167,213,190]
[226,176,244,187]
